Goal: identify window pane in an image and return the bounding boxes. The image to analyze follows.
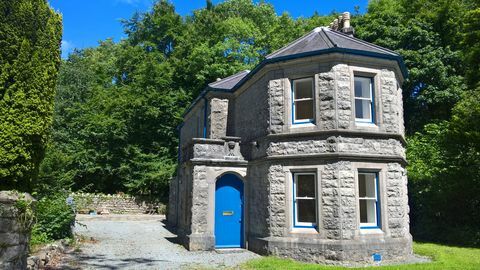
[359,199,376,224]
[295,100,314,120]
[296,174,315,197]
[354,77,371,98]
[355,99,371,120]
[297,199,316,223]
[294,79,313,99]
[359,173,376,198]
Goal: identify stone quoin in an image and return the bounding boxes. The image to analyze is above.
[168,12,412,265]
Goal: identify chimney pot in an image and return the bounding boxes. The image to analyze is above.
[342,12,351,29]
[333,19,339,30]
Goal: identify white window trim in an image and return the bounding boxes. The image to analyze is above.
[354,76,375,124]
[293,172,317,228]
[292,78,315,125]
[358,171,380,229]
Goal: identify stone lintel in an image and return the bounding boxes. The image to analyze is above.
[189,159,248,166]
[251,153,407,166]
[264,129,406,145]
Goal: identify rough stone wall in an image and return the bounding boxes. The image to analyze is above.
[0,192,34,270]
[386,163,410,238]
[268,164,287,237]
[209,98,229,139]
[337,161,356,240]
[177,165,192,236]
[317,71,336,130]
[247,163,270,237]
[266,137,404,158]
[167,175,178,226]
[72,193,164,214]
[334,64,352,129]
[190,165,208,235]
[181,101,206,148]
[234,76,269,142]
[381,70,402,134]
[321,162,341,239]
[268,79,286,134]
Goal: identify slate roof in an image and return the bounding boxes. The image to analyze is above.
[208,70,250,90]
[181,27,406,119]
[266,27,399,60]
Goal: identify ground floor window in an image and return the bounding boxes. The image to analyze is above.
[358,171,380,229]
[293,172,316,227]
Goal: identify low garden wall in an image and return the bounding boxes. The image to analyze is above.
[72,193,166,215]
[0,191,35,269]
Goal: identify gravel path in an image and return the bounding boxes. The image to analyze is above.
[65,214,259,270]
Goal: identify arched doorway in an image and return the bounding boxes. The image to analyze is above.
[215,173,244,248]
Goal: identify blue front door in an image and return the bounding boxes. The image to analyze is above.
[215,174,244,248]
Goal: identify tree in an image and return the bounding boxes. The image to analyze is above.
[0,0,62,191]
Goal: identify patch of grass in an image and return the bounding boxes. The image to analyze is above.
[241,242,480,270]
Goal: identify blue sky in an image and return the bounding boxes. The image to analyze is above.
[48,0,368,58]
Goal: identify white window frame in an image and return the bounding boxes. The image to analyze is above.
[293,172,317,228]
[358,171,380,229]
[292,78,315,125]
[354,76,375,124]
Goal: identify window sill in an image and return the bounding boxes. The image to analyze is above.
[290,227,318,234]
[291,122,316,128]
[359,228,383,235]
[355,121,377,127]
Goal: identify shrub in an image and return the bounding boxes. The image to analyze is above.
[31,193,75,244]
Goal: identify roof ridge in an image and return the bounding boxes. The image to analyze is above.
[208,70,250,87]
[320,28,337,48]
[324,28,398,55]
[266,29,318,59]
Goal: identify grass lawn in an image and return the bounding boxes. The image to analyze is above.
[241,242,480,270]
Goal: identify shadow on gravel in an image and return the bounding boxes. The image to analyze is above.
[160,218,182,245]
[66,253,171,269]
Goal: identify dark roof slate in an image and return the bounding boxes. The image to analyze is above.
[266,27,398,59]
[208,70,250,90]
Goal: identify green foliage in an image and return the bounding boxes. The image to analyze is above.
[242,242,480,269]
[408,90,480,246]
[354,0,466,133]
[31,193,75,243]
[0,0,62,191]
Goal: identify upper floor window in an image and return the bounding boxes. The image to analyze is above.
[354,76,375,123]
[293,172,317,228]
[358,171,380,229]
[292,78,314,124]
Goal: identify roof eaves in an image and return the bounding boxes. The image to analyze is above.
[232,47,408,92]
[208,70,249,88]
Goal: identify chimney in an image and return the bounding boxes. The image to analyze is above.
[340,12,355,36]
[327,11,355,37]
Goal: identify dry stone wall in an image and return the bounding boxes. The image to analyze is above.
[72,193,165,215]
[0,191,35,270]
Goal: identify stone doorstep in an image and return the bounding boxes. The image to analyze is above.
[215,248,247,254]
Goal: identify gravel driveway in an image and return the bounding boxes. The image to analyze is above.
[65,215,259,269]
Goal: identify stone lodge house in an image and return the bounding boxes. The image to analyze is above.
[168,13,412,264]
